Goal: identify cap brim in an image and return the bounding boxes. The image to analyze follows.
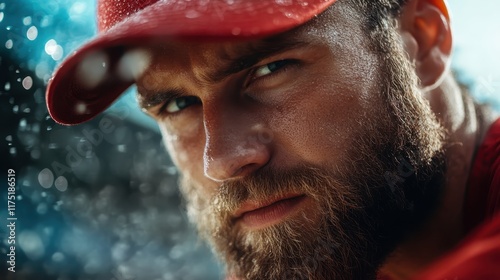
[46,0,336,125]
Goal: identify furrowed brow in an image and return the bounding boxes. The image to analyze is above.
[137,87,185,111]
[208,37,310,83]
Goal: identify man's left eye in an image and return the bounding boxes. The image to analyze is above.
[253,60,292,79]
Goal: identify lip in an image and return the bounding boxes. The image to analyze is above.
[233,194,308,229]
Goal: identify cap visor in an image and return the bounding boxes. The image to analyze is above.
[46,0,336,125]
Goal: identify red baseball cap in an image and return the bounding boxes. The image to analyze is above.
[46,0,337,125]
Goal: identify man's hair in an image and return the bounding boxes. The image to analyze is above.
[346,0,410,53]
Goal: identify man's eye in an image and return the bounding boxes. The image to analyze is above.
[163,96,200,114]
[253,60,292,79]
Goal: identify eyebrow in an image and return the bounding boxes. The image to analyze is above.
[137,35,310,110]
[208,36,310,83]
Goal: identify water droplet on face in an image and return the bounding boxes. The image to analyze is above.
[27,26,38,41]
[5,39,13,49]
[38,168,54,189]
[22,76,33,90]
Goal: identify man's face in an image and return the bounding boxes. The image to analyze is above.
[137,2,446,279]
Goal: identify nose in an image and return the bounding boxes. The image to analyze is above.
[202,105,272,182]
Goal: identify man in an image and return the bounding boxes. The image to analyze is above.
[46,0,500,279]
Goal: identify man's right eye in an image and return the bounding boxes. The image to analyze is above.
[161,96,201,114]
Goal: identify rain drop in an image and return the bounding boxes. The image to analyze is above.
[12,105,18,113]
[51,45,63,60]
[4,82,10,90]
[0,12,3,23]
[23,16,32,25]
[117,49,151,81]
[76,51,109,88]
[19,118,27,129]
[22,76,33,90]
[5,39,12,49]
[0,3,4,10]
[75,102,86,114]
[37,203,48,214]
[9,147,16,155]
[27,26,38,41]
[45,39,57,55]
[31,149,41,159]
[52,252,65,262]
[19,231,45,260]
[38,168,54,189]
[5,135,12,141]
[54,176,68,192]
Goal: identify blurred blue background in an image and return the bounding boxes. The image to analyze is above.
[0,0,499,280]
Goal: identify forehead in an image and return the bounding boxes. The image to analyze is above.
[136,2,365,90]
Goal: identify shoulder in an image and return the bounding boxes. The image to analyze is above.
[414,212,500,280]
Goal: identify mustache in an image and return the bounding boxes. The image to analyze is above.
[208,165,361,217]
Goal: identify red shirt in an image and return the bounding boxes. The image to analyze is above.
[379,118,500,280]
[413,118,500,280]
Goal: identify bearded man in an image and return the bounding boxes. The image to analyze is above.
[46,0,500,279]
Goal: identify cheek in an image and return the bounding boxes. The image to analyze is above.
[271,51,382,166]
[159,120,205,180]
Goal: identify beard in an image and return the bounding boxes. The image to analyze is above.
[178,19,448,280]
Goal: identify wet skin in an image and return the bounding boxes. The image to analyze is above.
[137,4,384,206]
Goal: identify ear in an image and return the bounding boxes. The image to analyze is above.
[398,0,453,91]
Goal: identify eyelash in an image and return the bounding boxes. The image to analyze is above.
[248,59,299,86]
[155,59,299,118]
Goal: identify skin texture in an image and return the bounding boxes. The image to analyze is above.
[134,0,498,279]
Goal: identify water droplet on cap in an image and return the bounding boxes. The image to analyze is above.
[185,10,200,19]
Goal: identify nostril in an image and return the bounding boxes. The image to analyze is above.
[233,163,262,178]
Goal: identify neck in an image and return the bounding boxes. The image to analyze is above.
[379,74,498,280]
